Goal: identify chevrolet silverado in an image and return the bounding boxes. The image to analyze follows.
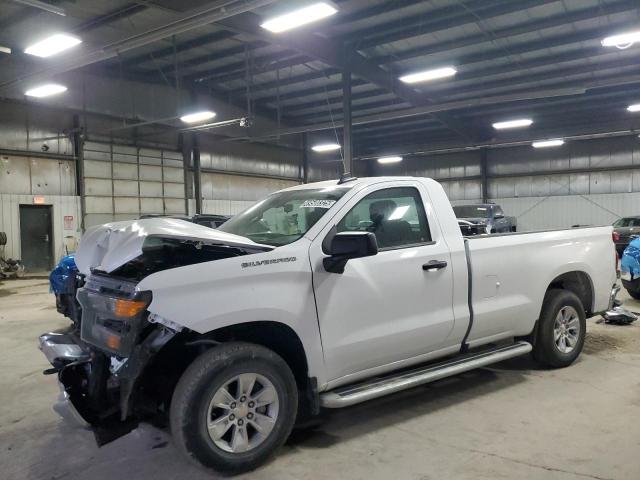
[39,176,618,473]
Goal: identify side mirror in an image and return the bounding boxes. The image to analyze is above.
[323,231,378,273]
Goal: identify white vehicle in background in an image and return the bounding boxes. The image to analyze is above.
[39,176,618,473]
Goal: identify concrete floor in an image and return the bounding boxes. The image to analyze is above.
[1,278,639,480]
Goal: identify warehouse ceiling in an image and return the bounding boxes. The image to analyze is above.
[1,0,640,158]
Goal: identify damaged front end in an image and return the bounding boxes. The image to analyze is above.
[39,218,272,445]
[39,274,178,444]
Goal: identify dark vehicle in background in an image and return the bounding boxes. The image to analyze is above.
[453,203,517,236]
[139,213,230,228]
[612,216,640,256]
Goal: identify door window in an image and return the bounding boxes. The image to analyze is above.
[336,187,431,250]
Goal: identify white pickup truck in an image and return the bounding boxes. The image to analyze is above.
[39,176,618,473]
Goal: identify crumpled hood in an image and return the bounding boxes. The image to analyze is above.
[75,218,272,275]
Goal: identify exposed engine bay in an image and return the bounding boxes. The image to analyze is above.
[42,218,273,445]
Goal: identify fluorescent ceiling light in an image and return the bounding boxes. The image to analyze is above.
[377,156,403,164]
[261,2,337,33]
[180,111,216,123]
[532,139,564,148]
[25,84,67,97]
[399,66,457,84]
[627,104,640,112]
[492,118,533,130]
[312,143,341,152]
[24,33,81,57]
[601,30,640,49]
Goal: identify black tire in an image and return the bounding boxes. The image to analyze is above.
[532,289,586,368]
[626,288,640,300]
[170,342,298,474]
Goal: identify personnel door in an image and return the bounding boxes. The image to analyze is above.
[310,181,455,382]
[19,205,54,271]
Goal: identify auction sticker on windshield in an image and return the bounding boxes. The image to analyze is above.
[301,199,336,208]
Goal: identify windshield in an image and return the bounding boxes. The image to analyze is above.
[614,217,640,228]
[218,187,351,246]
[453,205,491,218]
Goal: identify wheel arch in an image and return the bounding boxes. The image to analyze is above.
[544,271,594,316]
[137,321,313,419]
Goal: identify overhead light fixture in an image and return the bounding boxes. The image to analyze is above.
[180,111,216,123]
[399,66,457,84]
[601,30,640,49]
[627,104,640,112]
[24,33,81,57]
[492,118,533,130]
[261,2,337,33]
[532,139,564,148]
[312,143,341,152]
[25,84,67,97]
[377,156,403,164]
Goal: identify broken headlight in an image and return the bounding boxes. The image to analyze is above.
[77,289,152,357]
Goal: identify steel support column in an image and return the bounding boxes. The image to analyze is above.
[480,149,489,203]
[72,115,86,232]
[302,133,309,183]
[191,132,202,214]
[342,70,353,175]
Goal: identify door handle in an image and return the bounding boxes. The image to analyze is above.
[422,260,448,271]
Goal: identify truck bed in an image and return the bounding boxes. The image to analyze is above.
[463,226,616,347]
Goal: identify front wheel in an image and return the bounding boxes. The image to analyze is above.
[532,289,586,368]
[170,342,298,474]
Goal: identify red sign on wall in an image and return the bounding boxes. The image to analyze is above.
[64,215,74,230]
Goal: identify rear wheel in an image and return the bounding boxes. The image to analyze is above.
[628,290,640,300]
[623,282,640,300]
[170,342,298,474]
[532,289,586,368]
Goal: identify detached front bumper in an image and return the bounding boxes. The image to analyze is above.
[53,384,90,429]
[39,330,95,428]
[39,324,177,445]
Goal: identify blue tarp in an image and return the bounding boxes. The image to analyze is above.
[49,255,78,294]
[621,238,640,280]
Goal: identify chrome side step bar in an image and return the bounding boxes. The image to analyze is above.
[320,341,532,408]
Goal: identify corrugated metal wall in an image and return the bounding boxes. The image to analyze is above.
[485,137,640,230]
[0,155,79,260]
[83,142,186,227]
[377,136,640,230]
[374,151,482,201]
[193,141,301,215]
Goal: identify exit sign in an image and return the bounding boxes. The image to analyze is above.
[33,196,46,204]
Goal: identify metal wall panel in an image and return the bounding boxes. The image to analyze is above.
[198,138,301,180]
[0,156,31,194]
[495,192,640,232]
[0,155,75,195]
[0,103,73,155]
[83,142,186,227]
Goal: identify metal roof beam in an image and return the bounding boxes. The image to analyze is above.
[0,0,278,91]
[229,85,585,141]
[371,0,638,64]
[209,1,638,99]
[343,0,550,49]
[121,31,239,69]
[216,13,425,105]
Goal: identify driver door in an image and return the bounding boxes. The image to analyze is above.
[309,181,456,383]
